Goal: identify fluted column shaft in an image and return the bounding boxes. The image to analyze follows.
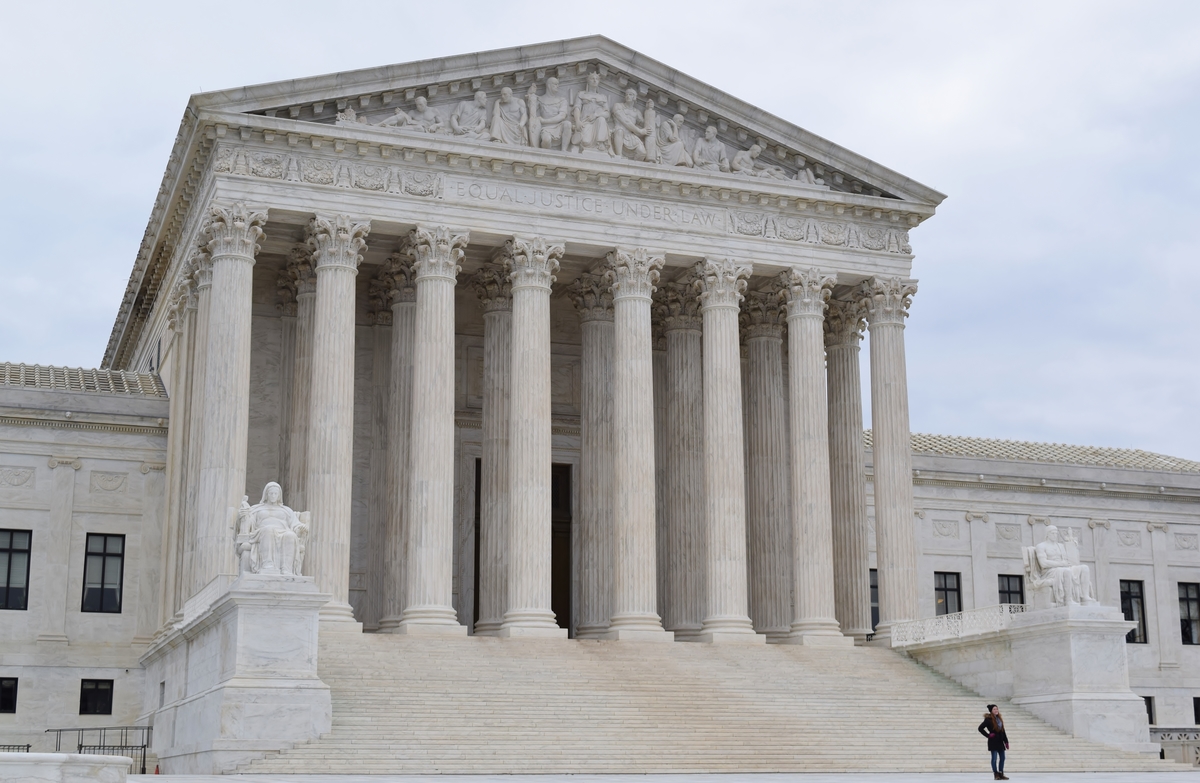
[500,236,567,637]
[285,252,316,512]
[379,254,416,632]
[399,227,468,633]
[782,269,848,644]
[305,214,370,624]
[194,204,266,590]
[365,307,391,631]
[825,298,873,640]
[861,277,919,640]
[662,282,705,638]
[472,265,512,635]
[570,273,614,639]
[742,291,792,639]
[652,326,668,624]
[605,249,669,639]
[183,254,212,599]
[696,258,761,643]
[159,278,196,627]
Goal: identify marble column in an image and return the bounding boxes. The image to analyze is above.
[38,456,79,643]
[500,236,568,638]
[660,275,706,639]
[568,271,613,639]
[741,287,792,640]
[1149,522,1180,670]
[652,312,668,626]
[696,258,763,643]
[194,203,267,590]
[365,283,392,631]
[824,298,874,641]
[378,251,417,632]
[859,276,919,640]
[472,263,513,636]
[284,248,316,512]
[277,268,298,510]
[305,213,370,625]
[183,249,212,600]
[781,268,851,645]
[603,248,671,641]
[398,226,468,635]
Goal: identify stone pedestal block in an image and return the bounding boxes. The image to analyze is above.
[1009,604,1157,754]
[141,574,332,774]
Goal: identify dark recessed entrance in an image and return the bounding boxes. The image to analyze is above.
[551,463,572,635]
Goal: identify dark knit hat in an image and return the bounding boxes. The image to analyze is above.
[986,704,998,711]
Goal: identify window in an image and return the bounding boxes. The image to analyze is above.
[0,529,31,611]
[934,572,962,616]
[1121,580,1148,643]
[82,534,124,613]
[79,679,113,715]
[869,569,879,631]
[998,574,1025,605]
[1193,697,1200,726]
[0,678,16,713]
[1144,695,1155,726]
[1181,583,1200,645]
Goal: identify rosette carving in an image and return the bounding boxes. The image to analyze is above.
[471,263,513,313]
[205,202,268,260]
[695,257,752,310]
[780,267,836,319]
[857,276,917,326]
[307,214,371,271]
[567,271,613,322]
[823,298,867,347]
[504,235,564,291]
[407,225,467,281]
[605,247,664,301]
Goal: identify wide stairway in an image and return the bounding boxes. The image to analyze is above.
[243,632,1180,774]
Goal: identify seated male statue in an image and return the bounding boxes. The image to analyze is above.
[235,481,309,577]
[1025,525,1097,606]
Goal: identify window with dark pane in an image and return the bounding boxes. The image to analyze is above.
[1,529,31,611]
[79,679,113,715]
[82,534,124,613]
[1144,695,1155,726]
[1181,583,1200,645]
[998,574,1025,605]
[934,572,961,616]
[0,678,16,713]
[1194,696,1200,726]
[869,568,879,631]
[1121,580,1148,644]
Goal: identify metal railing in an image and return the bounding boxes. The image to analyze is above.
[891,603,1030,648]
[0,744,31,752]
[46,726,152,774]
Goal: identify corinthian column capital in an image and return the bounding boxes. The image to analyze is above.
[568,272,613,322]
[286,245,317,296]
[657,269,704,332]
[380,248,417,304]
[307,214,371,271]
[367,278,394,325]
[605,247,664,301]
[190,246,213,290]
[167,277,194,332]
[205,202,268,260]
[858,276,917,326]
[504,235,564,291]
[824,298,867,347]
[696,257,752,310]
[471,263,512,313]
[408,225,468,281]
[740,282,788,340]
[781,268,836,320]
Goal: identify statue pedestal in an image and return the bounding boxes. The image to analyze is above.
[1009,604,1157,754]
[140,574,332,774]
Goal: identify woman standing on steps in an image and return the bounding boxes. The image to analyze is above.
[979,703,1010,780]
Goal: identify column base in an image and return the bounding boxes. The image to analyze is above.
[473,619,504,636]
[395,622,468,636]
[498,625,569,639]
[669,624,705,642]
[697,630,766,644]
[777,631,855,647]
[318,599,360,627]
[574,623,611,640]
[599,627,675,642]
[376,615,403,633]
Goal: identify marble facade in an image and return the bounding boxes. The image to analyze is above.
[2,35,1200,769]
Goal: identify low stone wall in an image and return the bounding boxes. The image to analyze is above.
[902,630,1014,699]
[1153,729,1200,766]
[0,752,131,782]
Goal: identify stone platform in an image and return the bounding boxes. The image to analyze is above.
[135,773,1200,782]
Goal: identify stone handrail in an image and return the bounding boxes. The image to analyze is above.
[1152,729,1199,766]
[891,604,1030,648]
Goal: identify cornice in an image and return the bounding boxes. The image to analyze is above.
[0,414,168,437]
[866,468,1200,505]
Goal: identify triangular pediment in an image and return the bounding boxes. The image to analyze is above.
[192,36,943,206]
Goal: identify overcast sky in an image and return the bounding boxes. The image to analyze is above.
[1,1,1197,459]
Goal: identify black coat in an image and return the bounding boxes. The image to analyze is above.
[978,714,1009,752]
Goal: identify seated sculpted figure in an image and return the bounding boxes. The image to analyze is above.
[490,86,528,146]
[407,96,446,134]
[692,125,730,172]
[610,88,650,161]
[656,113,693,167]
[451,91,490,139]
[1024,525,1096,607]
[730,144,789,180]
[527,77,572,151]
[235,482,309,577]
[572,71,612,156]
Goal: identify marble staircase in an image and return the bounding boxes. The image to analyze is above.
[241,633,1180,774]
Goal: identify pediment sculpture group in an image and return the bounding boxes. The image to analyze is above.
[336,73,826,185]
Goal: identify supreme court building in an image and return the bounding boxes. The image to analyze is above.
[3,37,1200,775]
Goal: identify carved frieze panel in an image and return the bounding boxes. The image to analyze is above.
[0,466,34,488]
[1176,533,1199,551]
[932,519,959,539]
[90,471,128,494]
[213,145,445,199]
[995,523,1021,543]
[1117,530,1142,548]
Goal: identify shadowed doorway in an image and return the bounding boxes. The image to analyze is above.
[551,463,572,634]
